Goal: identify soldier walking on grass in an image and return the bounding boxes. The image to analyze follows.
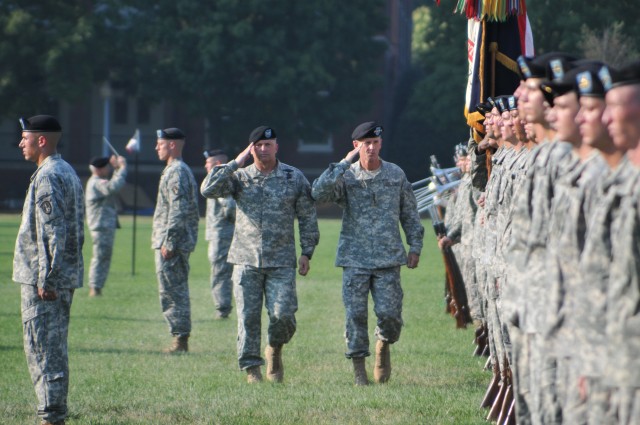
[312,121,424,386]
[13,115,85,425]
[201,126,319,384]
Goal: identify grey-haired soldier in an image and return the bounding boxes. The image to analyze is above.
[152,127,199,354]
[201,126,319,384]
[13,115,84,425]
[203,149,236,319]
[312,121,424,386]
[85,155,127,297]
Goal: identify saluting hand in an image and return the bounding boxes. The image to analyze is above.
[235,143,254,168]
[344,143,361,163]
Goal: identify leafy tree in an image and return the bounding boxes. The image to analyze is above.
[526,0,640,58]
[0,2,98,117]
[386,3,468,179]
[99,0,387,152]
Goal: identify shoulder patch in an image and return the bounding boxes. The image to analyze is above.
[40,200,52,214]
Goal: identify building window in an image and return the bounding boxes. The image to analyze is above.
[297,134,334,153]
[137,100,150,124]
[114,98,128,125]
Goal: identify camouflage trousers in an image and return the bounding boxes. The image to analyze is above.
[155,250,191,336]
[89,228,116,289]
[232,265,297,370]
[342,266,403,359]
[462,251,482,322]
[21,284,74,424]
[508,324,532,425]
[605,387,640,425]
[208,240,233,317]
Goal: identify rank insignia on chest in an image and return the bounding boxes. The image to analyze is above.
[172,186,179,195]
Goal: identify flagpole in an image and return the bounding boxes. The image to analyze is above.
[132,151,138,276]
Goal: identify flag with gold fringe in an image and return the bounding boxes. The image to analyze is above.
[438,0,534,140]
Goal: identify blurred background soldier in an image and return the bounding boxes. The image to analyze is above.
[85,155,127,297]
[312,121,424,386]
[152,128,199,354]
[203,149,236,319]
[13,115,84,425]
[201,126,319,384]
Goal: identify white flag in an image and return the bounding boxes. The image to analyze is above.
[125,129,140,154]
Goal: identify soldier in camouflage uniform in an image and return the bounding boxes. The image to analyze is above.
[506,53,575,425]
[152,128,199,354]
[312,121,424,386]
[85,155,127,297]
[439,145,483,326]
[203,149,236,319]
[13,115,84,425]
[598,62,640,425]
[201,126,319,384]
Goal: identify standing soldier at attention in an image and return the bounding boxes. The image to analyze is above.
[13,115,84,425]
[203,149,236,319]
[312,121,424,386]
[201,126,319,384]
[152,128,199,354]
[85,154,127,297]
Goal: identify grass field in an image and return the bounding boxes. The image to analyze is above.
[0,214,489,424]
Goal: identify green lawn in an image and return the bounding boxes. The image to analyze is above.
[0,214,488,424]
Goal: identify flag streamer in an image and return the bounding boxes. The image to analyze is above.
[451,0,525,22]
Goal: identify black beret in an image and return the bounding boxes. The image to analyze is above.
[248,126,276,143]
[544,53,578,82]
[475,102,492,116]
[506,95,517,111]
[203,149,227,158]
[157,128,185,140]
[573,61,607,98]
[518,52,577,81]
[351,121,383,140]
[486,97,497,109]
[599,61,640,91]
[19,115,62,132]
[90,156,110,168]
[541,63,603,103]
[518,56,546,80]
[495,96,508,114]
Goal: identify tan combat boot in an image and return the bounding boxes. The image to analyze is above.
[163,335,189,354]
[89,287,101,297]
[373,340,391,383]
[265,344,284,383]
[246,366,263,384]
[352,357,369,386]
[41,420,65,425]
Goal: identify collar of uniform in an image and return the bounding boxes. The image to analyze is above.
[247,159,285,179]
[30,154,61,182]
[352,159,385,174]
[601,156,631,193]
[161,157,183,175]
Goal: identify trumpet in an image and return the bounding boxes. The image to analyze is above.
[416,179,462,213]
[430,166,462,184]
